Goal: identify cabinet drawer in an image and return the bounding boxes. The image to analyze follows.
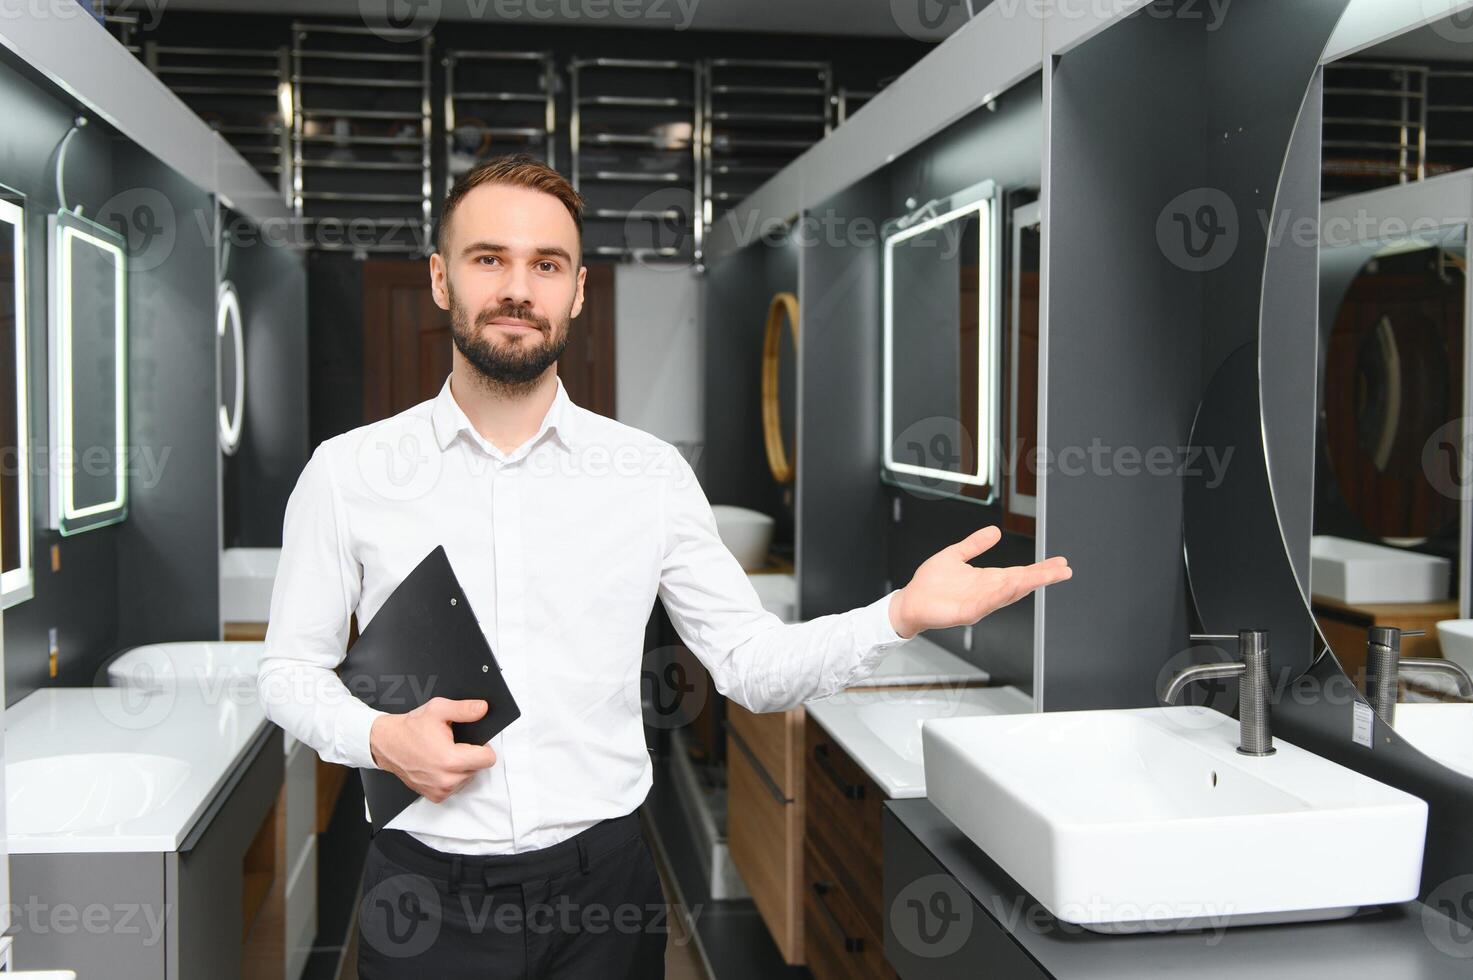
[805,716,885,934]
[804,836,895,980]
[727,732,804,964]
[727,702,803,799]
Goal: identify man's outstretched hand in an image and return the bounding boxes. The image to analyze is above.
[888,526,1071,639]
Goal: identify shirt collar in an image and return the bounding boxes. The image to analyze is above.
[430,374,577,455]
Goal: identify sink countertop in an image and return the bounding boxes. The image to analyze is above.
[886,798,1471,979]
[6,687,272,854]
[852,632,990,687]
[806,686,1031,799]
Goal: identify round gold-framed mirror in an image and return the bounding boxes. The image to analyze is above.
[762,291,799,485]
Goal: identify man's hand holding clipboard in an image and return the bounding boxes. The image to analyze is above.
[337,546,521,832]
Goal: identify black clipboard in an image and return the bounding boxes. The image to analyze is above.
[337,546,520,833]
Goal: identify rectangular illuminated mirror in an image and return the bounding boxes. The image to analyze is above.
[882,179,1001,502]
[49,210,127,535]
[0,188,30,605]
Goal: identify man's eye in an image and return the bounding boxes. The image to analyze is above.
[478,255,500,266]
[538,261,558,272]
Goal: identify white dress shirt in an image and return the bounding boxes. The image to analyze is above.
[258,374,907,855]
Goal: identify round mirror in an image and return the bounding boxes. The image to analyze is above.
[217,280,245,456]
[762,291,798,485]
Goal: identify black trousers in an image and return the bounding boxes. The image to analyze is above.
[356,812,668,979]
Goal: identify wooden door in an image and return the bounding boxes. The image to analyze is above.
[361,258,615,424]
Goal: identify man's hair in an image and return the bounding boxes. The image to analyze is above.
[437,153,585,259]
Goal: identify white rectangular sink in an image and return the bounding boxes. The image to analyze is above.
[1394,703,1473,780]
[805,686,1030,798]
[923,706,1427,932]
[220,546,280,623]
[1310,535,1449,604]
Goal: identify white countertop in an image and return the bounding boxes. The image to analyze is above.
[5,688,271,854]
[851,632,990,687]
[805,685,1033,799]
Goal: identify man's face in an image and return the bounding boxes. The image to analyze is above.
[430,182,587,390]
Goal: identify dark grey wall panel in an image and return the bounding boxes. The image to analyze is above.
[223,219,309,548]
[0,49,224,703]
[797,176,891,618]
[701,235,798,535]
[113,145,220,650]
[1042,0,1350,710]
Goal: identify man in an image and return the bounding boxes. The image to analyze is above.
[259,154,1071,979]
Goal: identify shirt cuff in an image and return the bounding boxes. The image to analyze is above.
[336,696,388,771]
[864,589,911,648]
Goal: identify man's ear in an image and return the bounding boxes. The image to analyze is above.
[569,263,587,320]
[429,251,450,311]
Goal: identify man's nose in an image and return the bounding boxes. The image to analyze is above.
[499,263,535,308]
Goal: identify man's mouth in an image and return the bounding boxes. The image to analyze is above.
[486,317,540,332]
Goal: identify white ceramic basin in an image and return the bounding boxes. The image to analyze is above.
[923,706,1427,932]
[1310,535,1449,604]
[711,505,774,571]
[1394,703,1473,780]
[804,686,1031,798]
[7,753,192,836]
[1436,620,1473,677]
[220,546,280,622]
[108,641,262,700]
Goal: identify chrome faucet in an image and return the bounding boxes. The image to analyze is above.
[1163,630,1275,757]
[1365,626,1473,723]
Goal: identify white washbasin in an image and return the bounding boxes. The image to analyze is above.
[1310,535,1449,604]
[1394,703,1473,780]
[805,686,1031,798]
[108,641,262,700]
[711,505,774,571]
[7,753,192,836]
[923,706,1427,932]
[1436,620,1473,677]
[220,546,280,622]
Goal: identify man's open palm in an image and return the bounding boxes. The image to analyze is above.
[889,526,1071,639]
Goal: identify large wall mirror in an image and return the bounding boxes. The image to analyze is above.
[0,188,30,606]
[48,209,127,535]
[881,179,1001,502]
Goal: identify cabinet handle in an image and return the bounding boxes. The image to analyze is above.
[812,881,865,953]
[728,729,790,805]
[814,743,865,800]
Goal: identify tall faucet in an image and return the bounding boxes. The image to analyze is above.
[1365,626,1473,724]
[1162,629,1275,757]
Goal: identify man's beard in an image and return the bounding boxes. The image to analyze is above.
[448,284,570,394]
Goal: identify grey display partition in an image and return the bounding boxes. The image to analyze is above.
[1039,0,1352,710]
[699,233,799,540]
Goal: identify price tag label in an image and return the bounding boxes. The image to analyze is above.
[1353,700,1375,749]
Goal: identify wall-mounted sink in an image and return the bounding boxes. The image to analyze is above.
[923,706,1427,932]
[1394,703,1473,780]
[7,753,192,836]
[1310,535,1450,605]
[711,505,774,571]
[108,641,262,697]
[220,546,280,623]
[1436,620,1473,677]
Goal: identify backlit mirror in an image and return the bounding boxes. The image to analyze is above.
[49,210,127,535]
[882,179,1000,502]
[0,188,30,606]
[218,279,244,456]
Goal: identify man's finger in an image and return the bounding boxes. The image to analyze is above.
[953,526,1002,561]
[433,698,489,723]
[447,742,498,771]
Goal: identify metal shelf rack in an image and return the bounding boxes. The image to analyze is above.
[700,58,831,234]
[291,22,433,254]
[570,57,699,264]
[145,42,291,197]
[443,49,557,195]
[1322,60,1429,197]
